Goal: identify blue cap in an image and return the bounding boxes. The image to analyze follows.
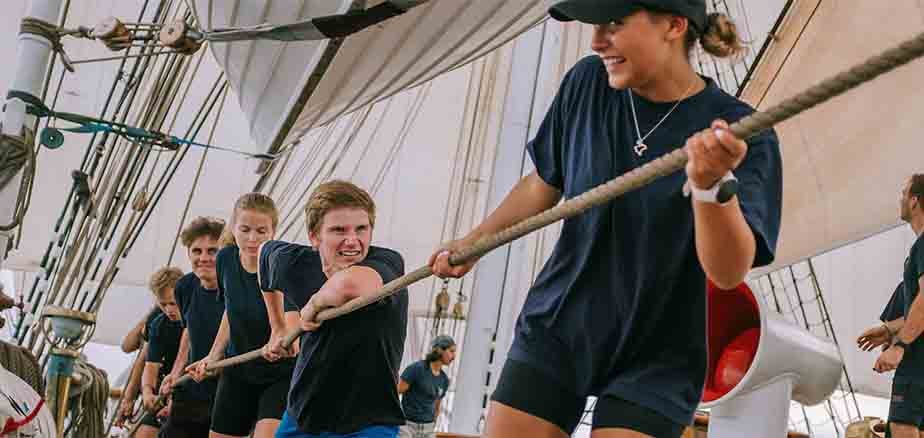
[431,335,456,350]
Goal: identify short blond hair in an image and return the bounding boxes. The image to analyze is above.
[148,266,183,298]
[303,180,376,236]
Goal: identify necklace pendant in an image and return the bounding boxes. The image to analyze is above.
[634,142,648,156]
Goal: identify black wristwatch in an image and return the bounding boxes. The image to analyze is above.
[893,339,911,350]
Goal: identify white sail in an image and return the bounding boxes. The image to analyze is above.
[189,0,549,154]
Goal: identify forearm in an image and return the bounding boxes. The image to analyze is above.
[312,266,385,307]
[141,363,161,398]
[284,311,300,332]
[886,318,906,337]
[121,322,145,353]
[171,330,189,375]
[123,349,146,400]
[465,172,560,240]
[262,291,288,333]
[693,198,756,289]
[897,284,924,344]
[208,312,231,358]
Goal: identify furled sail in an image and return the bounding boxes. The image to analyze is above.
[189,0,548,159]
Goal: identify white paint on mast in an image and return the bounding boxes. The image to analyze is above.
[0,0,64,268]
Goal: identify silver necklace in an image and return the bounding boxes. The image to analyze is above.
[627,82,695,156]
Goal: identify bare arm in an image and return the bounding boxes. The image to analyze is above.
[121,317,147,353]
[122,345,147,401]
[895,277,924,344]
[887,317,906,336]
[693,199,756,289]
[258,240,288,333]
[431,172,561,277]
[141,362,162,409]
[262,291,290,333]
[310,266,386,308]
[435,398,441,418]
[171,329,189,376]
[466,172,561,241]
[262,290,301,359]
[207,311,231,360]
[397,378,410,395]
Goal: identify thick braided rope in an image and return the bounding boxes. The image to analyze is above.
[139,29,924,418]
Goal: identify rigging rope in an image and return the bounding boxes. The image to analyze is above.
[0,129,35,232]
[66,359,109,438]
[19,17,91,72]
[13,0,164,344]
[7,90,275,161]
[167,84,228,265]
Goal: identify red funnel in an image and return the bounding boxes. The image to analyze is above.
[703,281,761,403]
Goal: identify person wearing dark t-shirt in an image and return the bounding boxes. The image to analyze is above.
[874,174,924,438]
[397,335,455,438]
[139,267,185,435]
[261,180,408,438]
[429,2,782,437]
[187,194,294,438]
[157,216,226,438]
[115,306,161,429]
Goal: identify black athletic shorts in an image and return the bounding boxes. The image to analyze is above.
[158,397,211,438]
[888,379,924,435]
[210,371,289,435]
[491,359,686,437]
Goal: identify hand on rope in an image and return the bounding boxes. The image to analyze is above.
[262,329,299,362]
[134,25,924,423]
[5,90,279,161]
[685,119,748,190]
[429,235,481,279]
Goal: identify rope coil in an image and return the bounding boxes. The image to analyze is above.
[0,127,35,232]
[19,17,91,72]
[138,26,924,419]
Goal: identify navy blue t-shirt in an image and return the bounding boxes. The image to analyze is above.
[140,307,162,343]
[510,56,782,425]
[259,241,408,434]
[174,272,225,401]
[898,234,924,380]
[400,360,449,423]
[146,313,183,379]
[880,282,905,323]
[217,245,297,384]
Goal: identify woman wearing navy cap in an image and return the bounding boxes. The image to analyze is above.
[429,0,782,437]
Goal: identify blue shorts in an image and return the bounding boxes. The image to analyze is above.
[275,412,399,438]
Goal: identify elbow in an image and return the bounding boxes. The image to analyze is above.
[120,340,135,354]
[709,273,746,291]
[705,260,750,290]
[704,263,751,290]
[332,275,362,300]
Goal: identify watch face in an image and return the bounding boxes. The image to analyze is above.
[717,179,739,203]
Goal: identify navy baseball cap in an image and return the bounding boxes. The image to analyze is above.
[431,335,456,350]
[549,0,707,32]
